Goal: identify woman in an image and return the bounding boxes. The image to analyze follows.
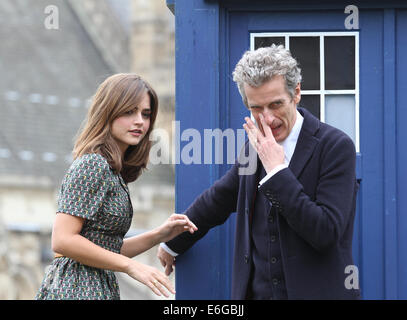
[35,73,197,300]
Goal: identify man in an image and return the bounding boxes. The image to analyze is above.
[158,44,360,299]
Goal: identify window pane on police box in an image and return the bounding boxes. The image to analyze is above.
[325,95,355,144]
[254,37,285,50]
[298,95,320,119]
[289,37,320,90]
[325,36,355,90]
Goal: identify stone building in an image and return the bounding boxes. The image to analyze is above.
[0,0,175,300]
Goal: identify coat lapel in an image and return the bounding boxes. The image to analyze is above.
[289,108,320,178]
[245,158,261,211]
[237,141,259,211]
[238,140,261,235]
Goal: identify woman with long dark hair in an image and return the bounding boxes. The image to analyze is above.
[35,74,196,300]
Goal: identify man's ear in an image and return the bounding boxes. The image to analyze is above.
[293,83,301,105]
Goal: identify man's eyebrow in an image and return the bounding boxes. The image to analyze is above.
[249,99,284,109]
[268,99,284,106]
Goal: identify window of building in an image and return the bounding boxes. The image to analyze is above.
[251,32,359,151]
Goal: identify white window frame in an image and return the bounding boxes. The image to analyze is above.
[250,32,360,152]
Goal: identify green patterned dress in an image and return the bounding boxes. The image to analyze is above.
[35,153,133,300]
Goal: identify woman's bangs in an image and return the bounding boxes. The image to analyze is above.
[116,84,147,117]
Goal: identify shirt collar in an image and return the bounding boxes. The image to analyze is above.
[278,109,304,164]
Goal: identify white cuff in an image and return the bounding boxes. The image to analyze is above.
[160,242,178,257]
[258,164,288,186]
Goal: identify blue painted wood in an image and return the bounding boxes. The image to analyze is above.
[358,8,384,299]
[383,8,398,300]
[352,155,362,279]
[396,9,407,299]
[173,0,232,300]
[219,5,235,298]
[206,0,407,10]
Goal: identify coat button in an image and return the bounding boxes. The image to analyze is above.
[244,255,249,264]
[270,235,276,242]
[271,257,277,264]
[272,278,279,285]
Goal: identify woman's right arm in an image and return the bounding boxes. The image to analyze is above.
[52,212,175,297]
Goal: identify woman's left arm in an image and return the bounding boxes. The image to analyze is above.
[120,214,197,258]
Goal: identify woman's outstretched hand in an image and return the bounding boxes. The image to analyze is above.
[157,213,197,243]
[126,260,175,297]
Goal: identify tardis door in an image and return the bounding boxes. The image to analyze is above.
[173,0,404,300]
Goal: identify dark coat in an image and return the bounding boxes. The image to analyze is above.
[166,107,360,300]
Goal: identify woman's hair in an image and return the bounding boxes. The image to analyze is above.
[232,44,302,107]
[73,73,158,183]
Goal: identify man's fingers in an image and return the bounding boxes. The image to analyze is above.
[165,264,173,276]
[259,113,273,139]
[244,117,265,142]
[243,124,260,151]
[159,257,166,268]
[245,116,257,130]
[159,250,175,276]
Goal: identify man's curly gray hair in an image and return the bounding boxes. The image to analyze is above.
[232,44,302,107]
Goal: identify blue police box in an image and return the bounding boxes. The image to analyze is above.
[165,0,407,299]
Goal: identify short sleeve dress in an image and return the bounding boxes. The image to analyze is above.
[35,153,133,300]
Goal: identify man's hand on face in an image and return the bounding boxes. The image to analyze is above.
[243,113,285,173]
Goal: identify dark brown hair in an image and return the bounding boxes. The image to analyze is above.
[73,73,158,183]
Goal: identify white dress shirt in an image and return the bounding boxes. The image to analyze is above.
[160,109,304,257]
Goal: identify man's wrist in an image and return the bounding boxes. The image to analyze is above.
[259,164,288,186]
[160,242,179,257]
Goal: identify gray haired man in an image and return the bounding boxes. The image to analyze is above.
[158,45,360,300]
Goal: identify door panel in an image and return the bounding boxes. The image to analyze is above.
[396,9,407,299]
